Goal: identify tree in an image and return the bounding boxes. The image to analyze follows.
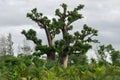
[22,3,98,67]
[0,33,13,56]
[0,35,7,56]
[111,50,120,66]
[6,33,14,55]
[95,45,110,65]
[22,9,57,61]
[55,24,98,67]
[95,44,120,66]
[102,44,120,66]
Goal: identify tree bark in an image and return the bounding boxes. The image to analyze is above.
[61,27,69,68]
[44,26,55,61]
[63,54,69,68]
[47,51,55,62]
[44,26,53,46]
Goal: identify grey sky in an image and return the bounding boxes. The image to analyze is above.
[0,0,120,53]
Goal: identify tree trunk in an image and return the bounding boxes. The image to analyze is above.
[62,27,69,68]
[47,51,55,62]
[63,54,69,68]
[44,26,55,61]
[44,26,53,46]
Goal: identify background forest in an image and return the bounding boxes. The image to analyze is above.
[0,3,120,80]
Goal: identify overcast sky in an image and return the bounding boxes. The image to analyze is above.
[0,0,120,53]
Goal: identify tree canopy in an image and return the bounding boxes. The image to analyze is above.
[22,3,99,68]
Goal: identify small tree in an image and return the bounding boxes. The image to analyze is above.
[101,44,120,66]
[111,50,120,66]
[95,44,120,66]
[22,3,98,67]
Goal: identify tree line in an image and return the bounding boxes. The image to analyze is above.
[0,34,32,56]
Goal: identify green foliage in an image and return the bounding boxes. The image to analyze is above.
[111,49,120,66]
[74,24,98,43]
[22,29,42,45]
[96,45,108,64]
[69,54,88,65]
[96,44,120,66]
[0,53,120,80]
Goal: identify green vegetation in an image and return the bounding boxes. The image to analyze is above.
[0,3,120,80]
[0,53,120,80]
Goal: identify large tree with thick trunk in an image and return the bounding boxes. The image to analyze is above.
[22,3,98,68]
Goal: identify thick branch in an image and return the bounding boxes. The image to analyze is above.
[44,26,53,46]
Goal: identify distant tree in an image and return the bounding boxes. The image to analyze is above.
[22,3,98,67]
[104,44,120,66]
[0,33,13,56]
[0,36,7,56]
[6,33,14,55]
[111,50,120,66]
[95,44,120,66]
[96,45,109,65]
